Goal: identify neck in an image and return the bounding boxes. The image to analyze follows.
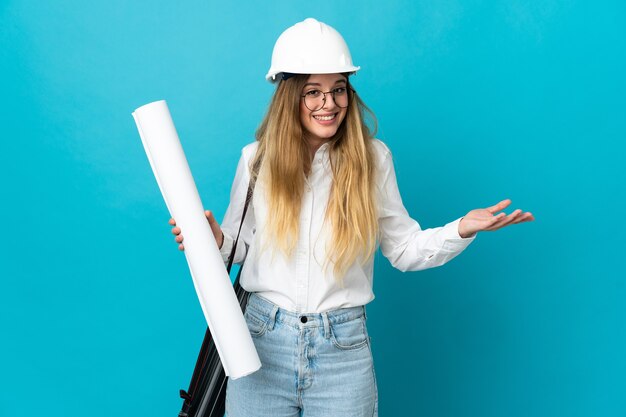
[305,135,329,159]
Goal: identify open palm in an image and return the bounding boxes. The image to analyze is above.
[458,199,534,238]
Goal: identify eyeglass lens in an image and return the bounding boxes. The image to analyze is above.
[303,88,349,111]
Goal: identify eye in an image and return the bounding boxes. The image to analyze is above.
[332,87,347,95]
[304,89,322,98]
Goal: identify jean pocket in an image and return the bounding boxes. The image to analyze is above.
[244,308,269,338]
[330,317,368,350]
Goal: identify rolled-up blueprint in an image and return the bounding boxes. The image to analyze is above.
[132,100,261,379]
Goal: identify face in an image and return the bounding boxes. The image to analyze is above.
[299,73,349,144]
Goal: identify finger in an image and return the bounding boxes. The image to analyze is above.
[169,218,176,226]
[485,210,522,230]
[178,243,185,251]
[495,210,521,226]
[508,210,531,223]
[486,212,507,226]
[171,226,181,235]
[175,235,184,243]
[482,210,518,231]
[205,210,218,226]
[511,212,535,225]
[486,199,511,214]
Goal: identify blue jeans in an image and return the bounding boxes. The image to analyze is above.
[226,293,378,417]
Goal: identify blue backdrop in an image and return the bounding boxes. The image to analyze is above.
[1,1,624,416]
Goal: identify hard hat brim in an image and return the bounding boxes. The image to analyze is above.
[265,66,361,83]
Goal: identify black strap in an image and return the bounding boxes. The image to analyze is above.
[225,183,252,273]
[226,159,260,273]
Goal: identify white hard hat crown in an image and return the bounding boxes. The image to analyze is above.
[265,18,360,82]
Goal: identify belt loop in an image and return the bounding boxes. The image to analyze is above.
[321,312,330,339]
[267,305,279,331]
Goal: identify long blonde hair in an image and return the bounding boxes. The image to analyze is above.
[253,74,378,278]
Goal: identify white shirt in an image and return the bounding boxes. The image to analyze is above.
[220,139,476,313]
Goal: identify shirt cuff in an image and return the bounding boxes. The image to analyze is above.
[219,232,234,262]
[444,217,477,243]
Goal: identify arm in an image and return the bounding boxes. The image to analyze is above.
[377,145,476,272]
[218,144,257,265]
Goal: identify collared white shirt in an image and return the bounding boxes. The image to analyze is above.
[220,139,475,313]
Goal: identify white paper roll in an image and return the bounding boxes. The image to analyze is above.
[132,100,261,379]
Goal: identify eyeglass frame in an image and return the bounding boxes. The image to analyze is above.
[300,85,355,112]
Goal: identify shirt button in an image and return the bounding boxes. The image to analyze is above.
[300,316,308,324]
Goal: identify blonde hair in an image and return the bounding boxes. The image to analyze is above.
[253,74,378,278]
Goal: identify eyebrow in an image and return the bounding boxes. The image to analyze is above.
[303,79,347,88]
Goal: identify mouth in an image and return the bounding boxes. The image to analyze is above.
[312,113,338,122]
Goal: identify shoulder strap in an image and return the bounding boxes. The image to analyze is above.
[226,158,260,273]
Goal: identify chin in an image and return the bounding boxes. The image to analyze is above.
[313,128,339,139]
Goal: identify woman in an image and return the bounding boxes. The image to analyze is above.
[171,18,534,417]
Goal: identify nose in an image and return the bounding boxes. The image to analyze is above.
[322,92,338,110]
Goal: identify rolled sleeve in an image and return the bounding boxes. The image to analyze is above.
[219,232,235,263]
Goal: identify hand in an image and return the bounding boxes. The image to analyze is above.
[458,199,534,238]
[169,210,224,251]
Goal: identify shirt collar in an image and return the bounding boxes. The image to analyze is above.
[314,142,330,157]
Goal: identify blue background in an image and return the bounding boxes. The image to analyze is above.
[1,1,625,416]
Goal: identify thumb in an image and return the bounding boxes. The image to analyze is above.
[205,210,219,227]
[486,199,511,214]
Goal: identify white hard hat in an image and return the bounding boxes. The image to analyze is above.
[265,18,360,82]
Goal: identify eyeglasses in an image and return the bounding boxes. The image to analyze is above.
[301,87,352,111]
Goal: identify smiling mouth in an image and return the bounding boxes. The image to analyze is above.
[313,113,337,121]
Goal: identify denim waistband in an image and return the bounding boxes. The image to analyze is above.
[246,292,366,330]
